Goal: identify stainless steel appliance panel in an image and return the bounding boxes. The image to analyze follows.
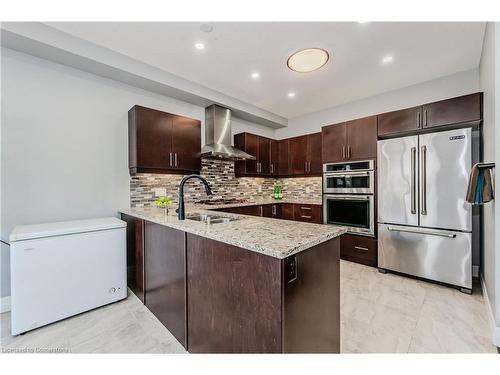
[323,194,374,236]
[377,136,419,226]
[378,224,472,289]
[323,170,374,194]
[418,128,472,231]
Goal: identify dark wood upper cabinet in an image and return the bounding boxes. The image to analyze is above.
[144,221,187,348]
[128,105,201,175]
[289,135,308,175]
[307,132,323,174]
[171,115,202,172]
[377,93,482,137]
[347,116,378,161]
[258,137,271,175]
[422,93,482,129]
[278,139,290,176]
[270,140,279,176]
[322,122,347,163]
[234,133,274,176]
[323,116,377,163]
[377,106,422,137]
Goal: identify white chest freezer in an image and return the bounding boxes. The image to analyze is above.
[9,217,127,335]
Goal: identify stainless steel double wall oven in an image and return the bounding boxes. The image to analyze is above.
[323,160,375,236]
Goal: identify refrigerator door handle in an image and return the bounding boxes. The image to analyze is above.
[411,147,416,214]
[387,226,456,238]
[420,145,427,215]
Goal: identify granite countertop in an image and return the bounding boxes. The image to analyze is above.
[120,202,345,259]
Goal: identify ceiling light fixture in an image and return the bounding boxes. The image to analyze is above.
[287,48,329,73]
[287,92,296,98]
[382,55,394,64]
[194,42,205,50]
[251,72,260,79]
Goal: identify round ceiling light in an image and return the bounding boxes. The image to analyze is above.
[287,48,330,73]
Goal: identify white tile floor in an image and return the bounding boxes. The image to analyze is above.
[1,261,497,353]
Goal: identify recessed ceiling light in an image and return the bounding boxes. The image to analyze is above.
[287,48,329,73]
[287,92,296,98]
[358,21,369,24]
[194,42,205,50]
[251,72,260,79]
[382,55,394,64]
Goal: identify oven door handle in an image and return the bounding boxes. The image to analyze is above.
[325,196,370,201]
[324,171,370,178]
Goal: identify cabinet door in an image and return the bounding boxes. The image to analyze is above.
[422,93,482,129]
[121,214,145,303]
[347,116,377,160]
[321,123,347,163]
[281,203,295,220]
[377,106,421,137]
[262,204,274,218]
[278,139,290,176]
[171,115,201,172]
[258,137,271,175]
[244,134,259,174]
[270,140,279,176]
[144,221,187,348]
[130,105,173,171]
[307,132,323,174]
[289,136,308,175]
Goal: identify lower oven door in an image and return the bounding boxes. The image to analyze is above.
[323,194,374,236]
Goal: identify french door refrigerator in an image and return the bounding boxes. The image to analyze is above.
[377,127,476,292]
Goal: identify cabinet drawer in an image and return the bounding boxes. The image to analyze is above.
[293,204,322,224]
[340,234,377,267]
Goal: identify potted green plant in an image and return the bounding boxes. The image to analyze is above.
[155,196,173,218]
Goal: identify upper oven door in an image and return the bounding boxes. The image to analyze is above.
[323,170,374,194]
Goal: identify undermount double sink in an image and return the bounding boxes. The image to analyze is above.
[185,213,240,225]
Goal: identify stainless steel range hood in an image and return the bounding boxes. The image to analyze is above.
[201,105,256,160]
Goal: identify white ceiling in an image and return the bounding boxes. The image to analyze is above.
[46,22,485,119]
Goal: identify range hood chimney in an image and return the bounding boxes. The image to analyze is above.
[201,105,256,160]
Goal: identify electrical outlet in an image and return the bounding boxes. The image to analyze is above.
[153,188,167,197]
[305,186,311,194]
[258,185,262,193]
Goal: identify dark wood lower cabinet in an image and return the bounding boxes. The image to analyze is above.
[293,204,323,224]
[340,233,377,267]
[144,221,187,348]
[214,203,322,223]
[186,234,340,353]
[121,214,145,303]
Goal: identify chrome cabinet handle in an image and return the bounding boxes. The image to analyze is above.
[347,146,351,159]
[270,164,273,174]
[387,226,456,238]
[354,246,369,251]
[169,152,173,167]
[417,111,421,128]
[410,147,416,214]
[308,162,311,172]
[272,205,276,215]
[260,206,263,216]
[174,153,178,167]
[420,145,427,215]
[300,206,312,210]
[342,146,346,159]
[301,215,312,219]
[423,109,428,127]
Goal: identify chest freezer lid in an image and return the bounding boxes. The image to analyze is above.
[9,217,126,242]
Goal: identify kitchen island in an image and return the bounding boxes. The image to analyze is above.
[120,203,345,353]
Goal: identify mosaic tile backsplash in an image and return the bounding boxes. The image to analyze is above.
[130,159,322,207]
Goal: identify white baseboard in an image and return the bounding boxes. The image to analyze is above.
[0,296,11,313]
[480,275,500,348]
[473,265,479,278]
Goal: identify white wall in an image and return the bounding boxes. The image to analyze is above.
[0,47,275,299]
[276,69,480,139]
[479,22,500,346]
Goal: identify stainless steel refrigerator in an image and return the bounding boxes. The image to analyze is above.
[377,127,478,292]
